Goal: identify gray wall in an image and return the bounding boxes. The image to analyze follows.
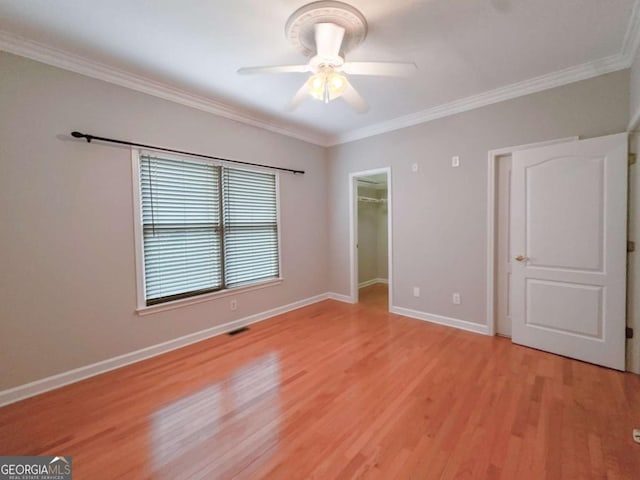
[357,190,379,284]
[328,71,629,327]
[0,52,329,390]
[376,199,388,280]
[356,186,388,284]
[0,51,634,391]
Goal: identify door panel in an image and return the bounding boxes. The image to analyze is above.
[511,133,627,370]
[526,155,605,271]
[526,280,603,338]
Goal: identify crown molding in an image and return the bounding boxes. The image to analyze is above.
[0,31,330,147]
[3,0,640,149]
[329,53,629,146]
[624,0,640,131]
[622,0,640,61]
[331,0,640,145]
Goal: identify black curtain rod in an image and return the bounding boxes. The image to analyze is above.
[70,131,305,175]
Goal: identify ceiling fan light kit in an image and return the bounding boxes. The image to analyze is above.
[237,1,417,113]
[308,67,347,103]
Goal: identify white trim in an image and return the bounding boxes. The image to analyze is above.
[0,293,330,407]
[275,171,284,286]
[622,0,640,61]
[625,2,640,132]
[327,292,356,303]
[137,278,284,316]
[387,171,394,312]
[390,306,490,336]
[349,173,357,303]
[358,278,378,289]
[131,149,284,313]
[628,132,640,374]
[0,31,329,147]
[358,278,388,288]
[330,54,629,146]
[486,136,579,336]
[2,19,639,149]
[131,149,146,310]
[349,167,393,309]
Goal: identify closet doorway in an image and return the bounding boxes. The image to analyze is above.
[349,168,392,310]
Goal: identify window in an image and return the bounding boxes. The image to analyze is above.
[136,152,280,307]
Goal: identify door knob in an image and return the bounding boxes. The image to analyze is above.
[514,255,528,262]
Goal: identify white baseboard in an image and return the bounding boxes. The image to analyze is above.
[327,292,356,304]
[0,293,330,408]
[358,278,389,288]
[358,278,377,288]
[390,306,490,336]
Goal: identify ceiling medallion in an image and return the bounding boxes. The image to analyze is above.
[285,1,368,57]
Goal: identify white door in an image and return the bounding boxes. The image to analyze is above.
[510,133,627,370]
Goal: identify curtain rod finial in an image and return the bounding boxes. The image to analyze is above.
[71,131,92,142]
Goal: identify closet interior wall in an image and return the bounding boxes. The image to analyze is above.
[357,185,388,287]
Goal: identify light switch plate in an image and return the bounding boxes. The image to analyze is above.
[452,156,460,167]
[633,428,640,444]
[411,163,419,172]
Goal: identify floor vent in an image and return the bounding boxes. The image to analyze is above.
[228,326,250,336]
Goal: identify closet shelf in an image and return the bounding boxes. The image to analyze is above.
[358,195,387,204]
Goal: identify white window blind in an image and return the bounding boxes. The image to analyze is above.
[139,153,279,306]
[223,168,279,287]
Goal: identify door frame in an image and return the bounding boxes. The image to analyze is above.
[349,167,393,309]
[486,136,578,335]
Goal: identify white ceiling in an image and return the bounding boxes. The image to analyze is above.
[0,0,638,145]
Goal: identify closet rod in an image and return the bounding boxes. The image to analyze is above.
[70,131,305,175]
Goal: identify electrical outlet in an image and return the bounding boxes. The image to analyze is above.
[452,156,460,167]
[452,293,461,305]
[633,429,640,444]
[230,299,237,311]
[413,287,420,297]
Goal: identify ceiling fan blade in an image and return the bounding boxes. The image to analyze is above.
[342,80,368,113]
[288,81,311,111]
[237,64,310,75]
[341,62,417,77]
[315,23,345,59]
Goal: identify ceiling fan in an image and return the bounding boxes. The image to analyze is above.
[237,1,417,113]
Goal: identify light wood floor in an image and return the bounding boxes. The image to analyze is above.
[1,284,639,479]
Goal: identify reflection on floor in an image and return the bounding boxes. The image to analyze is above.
[151,353,281,478]
[358,282,388,311]
[1,294,639,478]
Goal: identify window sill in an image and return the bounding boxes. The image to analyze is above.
[136,278,284,316]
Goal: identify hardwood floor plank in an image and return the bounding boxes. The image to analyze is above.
[1,284,639,479]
